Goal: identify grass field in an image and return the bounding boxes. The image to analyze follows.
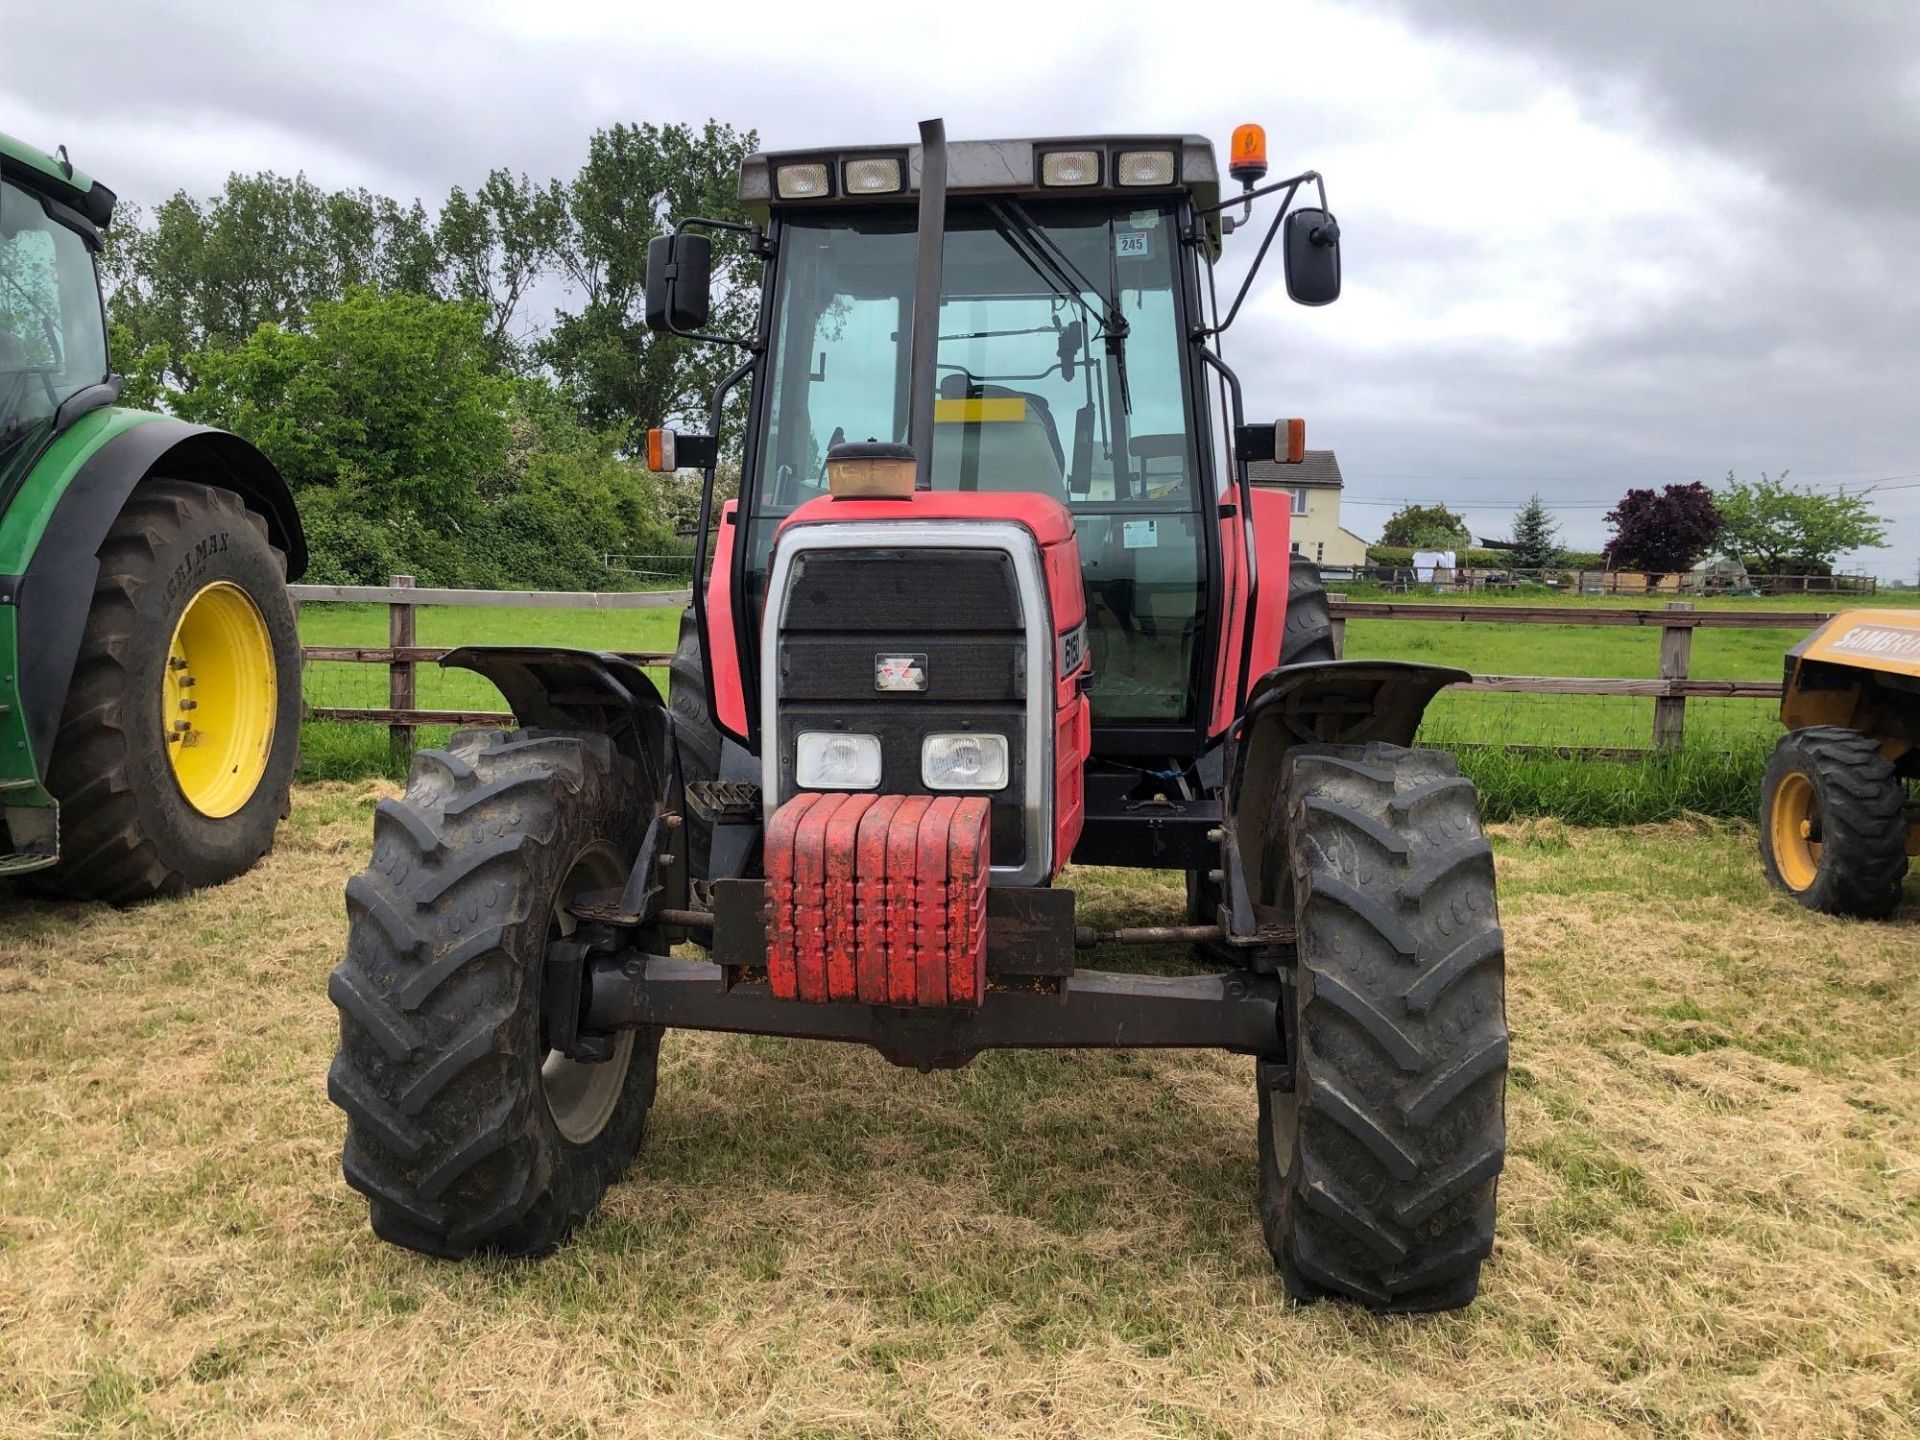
[1,786,1915,1437]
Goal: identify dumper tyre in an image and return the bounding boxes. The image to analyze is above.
[1259,741,1506,1312]
[328,726,661,1259]
[1759,726,1909,918]
[668,607,721,883]
[36,479,300,903]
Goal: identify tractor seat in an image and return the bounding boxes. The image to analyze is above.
[930,377,1068,502]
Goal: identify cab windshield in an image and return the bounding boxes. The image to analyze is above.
[0,176,109,454]
[750,200,1208,724]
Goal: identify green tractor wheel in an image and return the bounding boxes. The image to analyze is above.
[35,480,302,903]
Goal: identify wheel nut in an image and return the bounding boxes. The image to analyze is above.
[173,720,192,733]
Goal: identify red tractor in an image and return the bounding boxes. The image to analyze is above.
[329,122,1507,1312]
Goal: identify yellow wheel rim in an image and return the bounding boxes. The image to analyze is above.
[163,581,277,818]
[1769,771,1822,892]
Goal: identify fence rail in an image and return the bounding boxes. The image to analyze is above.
[295,578,1832,757]
[1322,565,1877,596]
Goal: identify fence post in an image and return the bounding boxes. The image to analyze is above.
[1653,600,1693,750]
[1328,593,1347,658]
[389,573,416,762]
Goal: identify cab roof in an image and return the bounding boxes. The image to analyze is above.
[0,129,117,231]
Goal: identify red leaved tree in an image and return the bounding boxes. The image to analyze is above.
[1604,482,1723,583]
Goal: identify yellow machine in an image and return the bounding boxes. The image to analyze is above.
[1760,608,1920,916]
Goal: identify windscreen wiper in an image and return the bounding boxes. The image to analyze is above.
[984,199,1132,413]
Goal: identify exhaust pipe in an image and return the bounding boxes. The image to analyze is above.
[907,118,948,489]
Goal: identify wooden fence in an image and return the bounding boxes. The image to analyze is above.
[293,577,1830,758]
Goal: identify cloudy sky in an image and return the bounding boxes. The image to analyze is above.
[8,0,1918,577]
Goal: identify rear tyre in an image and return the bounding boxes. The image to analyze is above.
[668,607,721,884]
[328,727,661,1259]
[1187,559,1335,936]
[1759,727,1909,918]
[1259,742,1507,1312]
[1279,556,1335,667]
[38,480,301,903]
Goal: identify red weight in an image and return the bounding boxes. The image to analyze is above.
[791,793,844,1004]
[764,793,827,1002]
[885,796,932,1006]
[823,793,877,1002]
[915,797,961,1007]
[946,798,991,1007]
[853,795,903,1004]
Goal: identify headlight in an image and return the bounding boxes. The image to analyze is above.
[795,732,882,790]
[921,733,1009,791]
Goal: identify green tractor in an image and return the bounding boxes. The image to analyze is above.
[1,132,305,902]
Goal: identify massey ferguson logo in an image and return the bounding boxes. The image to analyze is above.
[1830,624,1920,661]
[875,654,928,692]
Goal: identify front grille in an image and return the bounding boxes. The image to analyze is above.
[773,544,1032,871]
[782,549,1021,631]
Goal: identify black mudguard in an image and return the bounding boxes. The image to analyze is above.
[1224,659,1469,924]
[440,646,674,800]
[10,418,304,776]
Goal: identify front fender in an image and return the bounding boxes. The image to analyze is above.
[1225,660,1470,914]
[440,646,673,799]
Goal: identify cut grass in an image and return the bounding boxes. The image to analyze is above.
[0,789,1915,1437]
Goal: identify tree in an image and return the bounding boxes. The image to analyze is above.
[1506,494,1563,570]
[1716,470,1888,575]
[435,169,567,370]
[1380,502,1471,550]
[1604,482,1722,581]
[101,173,439,390]
[172,289,511,521]
[541,119,760,442]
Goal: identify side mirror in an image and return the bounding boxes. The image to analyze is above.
[1283,208,1341,307]
[644,232,713,332]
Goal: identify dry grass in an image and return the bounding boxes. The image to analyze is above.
[1,789,1916,1438]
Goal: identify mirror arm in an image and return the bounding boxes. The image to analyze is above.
[1190,169,1319,219]
[1199,177,1305,338]
[661,216,770,351]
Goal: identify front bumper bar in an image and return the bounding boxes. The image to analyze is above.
[583,954,1284,1071]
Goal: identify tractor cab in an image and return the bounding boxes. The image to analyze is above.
[0,137,114,496]
[743,165,1214,730]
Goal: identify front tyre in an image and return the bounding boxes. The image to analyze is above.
[1759,727,1909,918]
[328,728,661,1259]
[39,480,301,903]
[1260,742,1507,1312]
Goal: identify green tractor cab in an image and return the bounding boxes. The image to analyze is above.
[1760,609,1920,917]
[1,130,305,902]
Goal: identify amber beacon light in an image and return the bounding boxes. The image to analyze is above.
[1229,123,1268,185]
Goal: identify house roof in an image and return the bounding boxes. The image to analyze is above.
[1249,450,1343,489]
